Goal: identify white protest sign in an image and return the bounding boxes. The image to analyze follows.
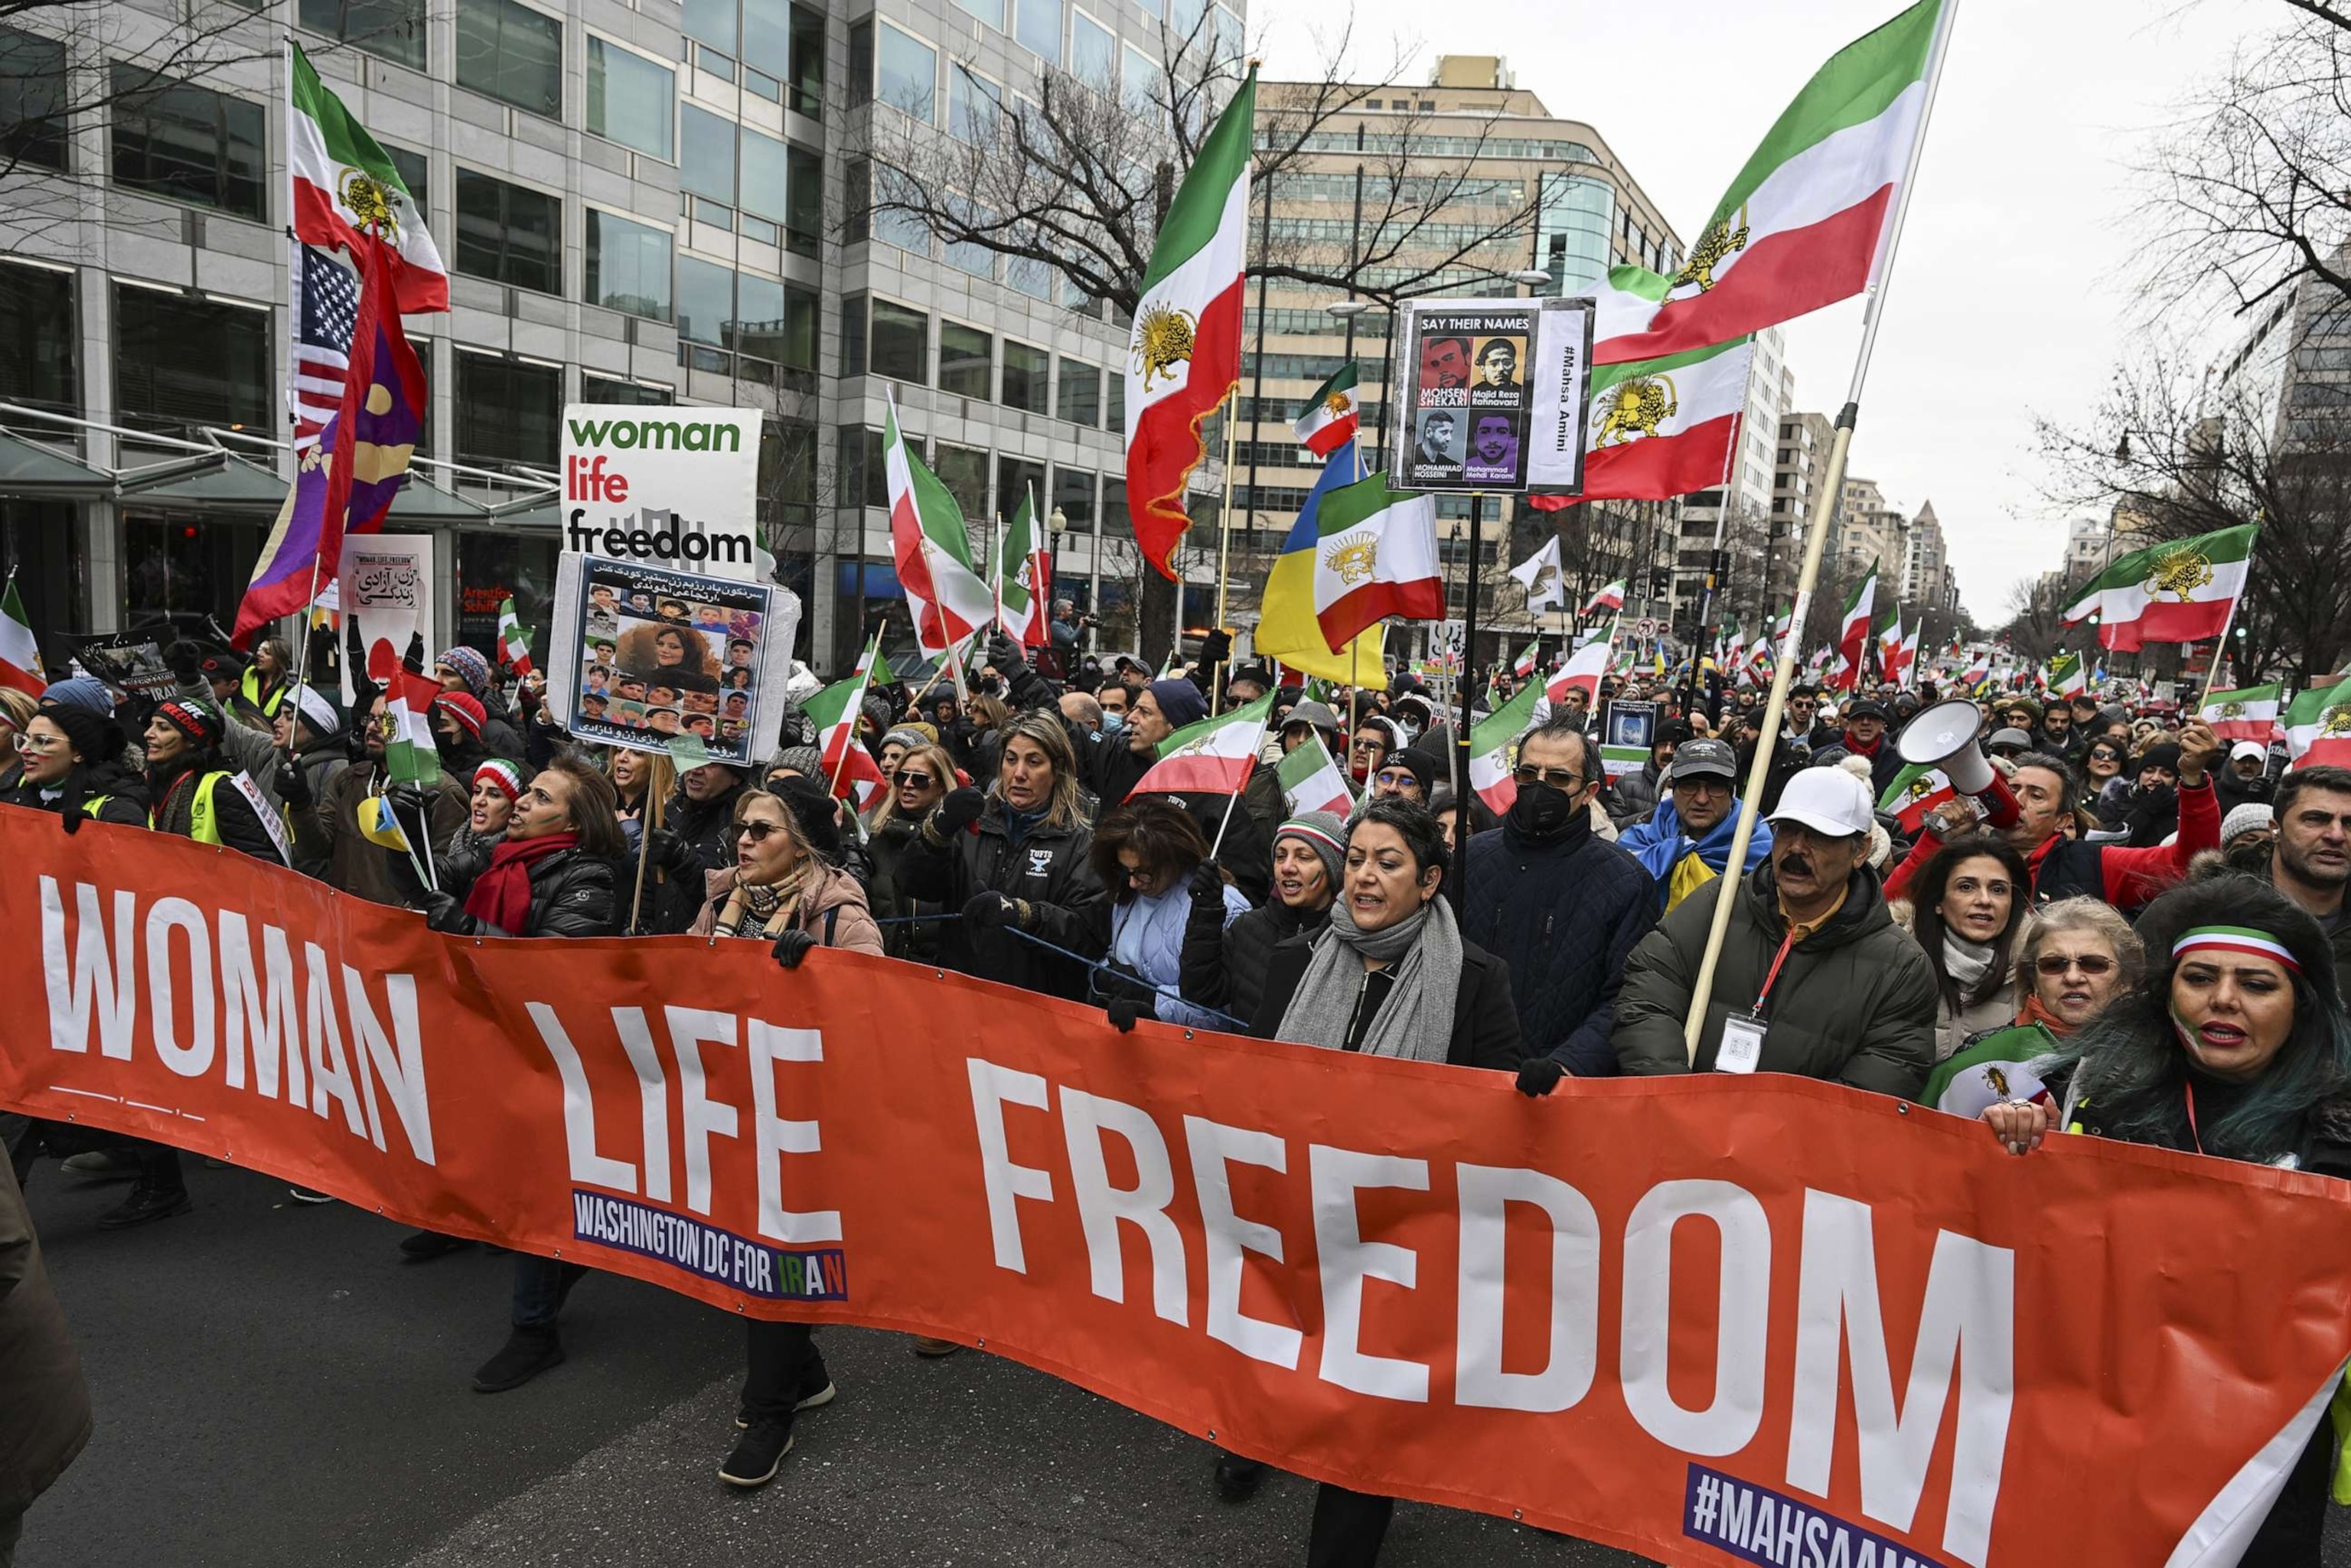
[336,534,435,706]
[560,406,763,583]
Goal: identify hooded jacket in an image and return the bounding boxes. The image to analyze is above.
[2,758,149,826]
[1461,804,1660,1076]
[1612,860,1937,1099]
[897,794,1107,1000]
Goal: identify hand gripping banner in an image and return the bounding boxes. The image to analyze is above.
[7,808,2351,1566]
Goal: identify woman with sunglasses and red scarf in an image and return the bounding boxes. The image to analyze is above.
[413,753,621,940]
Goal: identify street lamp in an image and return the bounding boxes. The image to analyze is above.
[1505,268,1550,292]
[1046,505,1074,658]
[1325,298,1369,366]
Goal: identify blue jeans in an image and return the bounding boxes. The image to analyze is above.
[510,1255,589,1329]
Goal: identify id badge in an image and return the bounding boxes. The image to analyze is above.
[1715,1014,1766,1074]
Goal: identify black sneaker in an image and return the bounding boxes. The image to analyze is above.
[96,1183,192,1231]
[399,1230,474,1263]
[1214,1453,1270,1504]
[471,1325,564,1394]
[719,1415,795,1488]
[735,1357,837,1427]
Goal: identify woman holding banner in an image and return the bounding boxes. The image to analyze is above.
[686,784,881,1488]
[1982,877,2351,1563]
[900,709,1105,1002]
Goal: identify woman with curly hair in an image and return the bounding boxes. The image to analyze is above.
[1981,875,2351,1564]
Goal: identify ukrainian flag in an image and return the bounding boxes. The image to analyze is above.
[1253,438,1387,688]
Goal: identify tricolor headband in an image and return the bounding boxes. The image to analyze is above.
[2171,926,2303,976]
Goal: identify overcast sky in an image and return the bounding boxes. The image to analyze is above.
[1258,0,2258,625]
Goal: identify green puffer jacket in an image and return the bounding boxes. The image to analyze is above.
[1610,861,1937,1100]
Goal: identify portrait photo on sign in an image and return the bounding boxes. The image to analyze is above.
[1417,331,1475,394]
[1462,412,1523,485]
[1414,409,1463,474]
[1471,335,1525,394]
[1607,700,1656,750]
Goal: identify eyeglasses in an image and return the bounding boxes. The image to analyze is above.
[2035,953,2117,976]
[1373,769,1420,789]
[1511,764,1584,791]
[13,732,61,753]
[735,820,787,843]
[892,769,936,788]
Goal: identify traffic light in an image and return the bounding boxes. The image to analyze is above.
[1650,567,1672,597]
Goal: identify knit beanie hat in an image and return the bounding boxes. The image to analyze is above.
[40,676,114,716]
[1275,811,1347,886]
[861,691,897,733]
[769,774,844,861]
[2221,802,2275,849]
[152,697,223,751]
[293,685,341,738]
[900,721,940,746]
[473,758,527,804]
[768,744,825,780]
[435,645,493,698]
[433,691,487,738]
[2138,742,2183,777]
[1147,677,1209,731]
[882,727,931,753]
[41,703,122,767]
[1386,746,1442,797]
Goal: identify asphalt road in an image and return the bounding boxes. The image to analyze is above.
[20,1158,2351,1568]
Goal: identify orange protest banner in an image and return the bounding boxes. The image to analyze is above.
[5,807,2350,1566]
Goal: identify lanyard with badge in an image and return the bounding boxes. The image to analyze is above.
[1715,930,1798,1074]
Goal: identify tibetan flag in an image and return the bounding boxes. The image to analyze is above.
[1570,337,1756,502]
[0,579,44,694]
[883,390,995,657]
[804,656,888,805]
[1124,68,1253,578]
[1293,363,1361,456]
[2201,683,2284,745]
[2284,677,2351,769]
[368,637,441,786]
[1135,693,1276,796]
[288,41,447,312]
[1307,472,1443,651]
[1467,680,1544,815]
[1878,761,1956,836]
[2061,523,2257,653]
[1277,730,1353,817]
[1594,0,1948,365]
[1832,559,1879,691]
[497,596,535,679]
[233,239,425,646]
[1254,437,1387,686]
[996,489,1050,649]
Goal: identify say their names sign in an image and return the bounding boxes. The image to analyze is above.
[561,406,763,581]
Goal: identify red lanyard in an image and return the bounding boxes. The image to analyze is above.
[2183,1079,2204,1156]
[1753,931,1798,1015]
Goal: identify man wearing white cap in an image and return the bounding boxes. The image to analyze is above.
[1611,765,1936,1098]
[2215,738,2276,819]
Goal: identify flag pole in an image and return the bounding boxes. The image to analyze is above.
[281,554,327,762]
[830,631,881,802]
[1211,388,1242,715]
[1679,0,1961,1067]
[2199,582,2248,712]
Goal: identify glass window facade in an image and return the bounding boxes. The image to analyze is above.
[0,27,67,173]
[113,288,270,432]
[739,124,790,218]
[1015,0,1060,63]
[869,299,928,383]
[582,375,672,404]
[1052,465,1094,530]
[876,23,935,122]
[455,0,562,118]
[675,255,734,345]
[0,263,76,411]
[951,0,1005,30]
[681,104,737,203]
[1002,341,1048,412]
[934,443,990,522]
[583,209,672,320]
[1056,359,1099,425]
[840,294,866,375]
[109,67,267,220]
[1537,174,1615,295]
[939,323,992,399]
[454,352,560,467]
[455,169,561,294]
[1070,11,1114,91]
[950,68,1001,144]
[586,38,673,159]
[995,457,1045,526]
[298,0,426,68]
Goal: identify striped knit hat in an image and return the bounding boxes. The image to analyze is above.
[473,758,527,804]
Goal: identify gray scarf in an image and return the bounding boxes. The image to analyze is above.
[1274,895,1462,1064]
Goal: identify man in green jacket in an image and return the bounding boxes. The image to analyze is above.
[1611,766,1937,1099]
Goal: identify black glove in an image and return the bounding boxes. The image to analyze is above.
[419,892,469,934]
[276,760,313,809]
[771,928,819,970]
[1198,629,1232,669]
[1515,1058,1567,1097]
[986,631,1026,674]
[387,781,429,819]
[402,632,426,677]
[644,826,693,875]
[346,618,367,672]
[165,639,205,683]
[308,624,338,679]
[962,890,1023,931]
[60,804,82,836]
[1189,860,1226,904]
[1107,997,1143,1034]
[934,786,986,836]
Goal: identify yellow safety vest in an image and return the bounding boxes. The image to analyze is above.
[240,667,285,719]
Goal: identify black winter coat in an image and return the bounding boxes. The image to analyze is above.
[644,780,746,934]
[147,757,286,863]
[1250,931,1524,1072]
[1179,885,1330,1026]
[2,761,149,827]
[865,816,949,963]
[1460,811,1659,1076]
[897,797,1107,1000]
[432,839,618,939]
[1809,736,1906,798]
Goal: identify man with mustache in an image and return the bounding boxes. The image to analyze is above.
[2261,764,2351,997]
[1610,765,1936,1097]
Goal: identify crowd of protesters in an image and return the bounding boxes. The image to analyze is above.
[4,613,2349,1566]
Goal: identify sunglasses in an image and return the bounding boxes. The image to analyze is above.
[1512,764,1584,790]
[2035,953,2117,976]
[892,769,935,787]
[735,820,787,843]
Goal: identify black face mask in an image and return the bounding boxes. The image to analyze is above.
[1508,781,1581,839]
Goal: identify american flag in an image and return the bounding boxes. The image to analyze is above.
[289,243,358,451]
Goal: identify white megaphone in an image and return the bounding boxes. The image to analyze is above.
[1895,698,2019,828]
